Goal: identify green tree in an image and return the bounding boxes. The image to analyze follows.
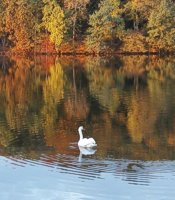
[87,0,100,14]
[147,0,175,52]
[63,0,89,48]
[30,0,44,53]
[123,0,158,30]
[86,0,124,52]
[42,0,65,49]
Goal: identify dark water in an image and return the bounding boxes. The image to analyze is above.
[0,55,175,199]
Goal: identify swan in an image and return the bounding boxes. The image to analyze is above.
[78,126,97,148]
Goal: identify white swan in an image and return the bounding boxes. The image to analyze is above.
[78,126,97,148]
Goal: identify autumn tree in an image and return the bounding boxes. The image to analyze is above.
[86,0,124,52]
[42,0,65,50]
[30,0,44,53]
[147,0,175,52]
[120,31,148,52]
[63,0,89,48]
[3,0,36,52]
[0,1,7,49]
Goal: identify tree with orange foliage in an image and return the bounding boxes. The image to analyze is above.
[3,0,36,52]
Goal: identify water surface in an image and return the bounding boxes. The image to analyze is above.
[0,55,175,199]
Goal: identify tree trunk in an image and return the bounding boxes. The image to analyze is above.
[2,37,6,51]
[72,0,78,52]
[134,13,139,30]
[73,17,76,51]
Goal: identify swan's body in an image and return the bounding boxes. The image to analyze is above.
[78,126,97,148]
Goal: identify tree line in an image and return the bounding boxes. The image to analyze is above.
[0,0,175,54]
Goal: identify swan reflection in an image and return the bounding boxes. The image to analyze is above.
[78,146,97,162]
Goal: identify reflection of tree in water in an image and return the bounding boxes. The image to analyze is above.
[85,58,122,116]
[64,62,89,121]
[42,62,64,135]
[147,57,175,81]
[0,57,45,150]
[127,87,163,143]
[0,56,14,74]
[0,56,175,160]
[85,56,175,160]
[119,56,148,77]
[0,57,91,156]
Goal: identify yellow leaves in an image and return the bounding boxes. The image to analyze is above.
[64,0,89,9]
[147,0,175,51]
[43,0,65,47]
[121,31,148,52]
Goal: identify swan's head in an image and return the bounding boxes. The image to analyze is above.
[78,126,84,132]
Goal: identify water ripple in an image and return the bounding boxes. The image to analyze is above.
[3,154,175,187]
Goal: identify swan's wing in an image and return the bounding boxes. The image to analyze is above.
[78,138,89,146]
[88,138,96,145]
[85,138,97,147]
[78,138,97,147]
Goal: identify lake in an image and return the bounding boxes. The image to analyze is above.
[0,55,175,199]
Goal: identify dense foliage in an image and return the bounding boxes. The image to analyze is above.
[0,0,175,53]
[86,0,124,52]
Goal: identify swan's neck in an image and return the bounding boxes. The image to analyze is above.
[79,130,83,140]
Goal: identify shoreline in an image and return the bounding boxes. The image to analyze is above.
[0,50,174,57]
